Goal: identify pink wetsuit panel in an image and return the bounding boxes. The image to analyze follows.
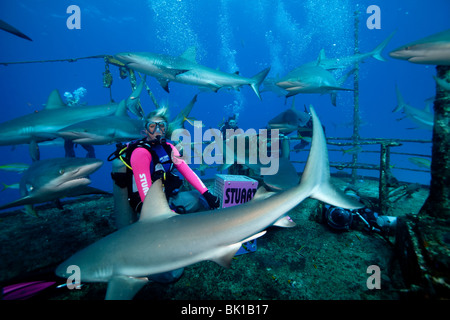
[130,142,208,202]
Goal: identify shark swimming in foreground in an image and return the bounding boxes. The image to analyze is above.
[389,29,450,65]
[55,106,363,300]
[393,85,434,130]
[0,158,106,215]
[114,47,271,100]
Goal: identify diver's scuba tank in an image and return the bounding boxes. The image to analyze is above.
[111,158,137,229]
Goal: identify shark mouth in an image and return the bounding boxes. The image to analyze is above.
[56,161,103,189]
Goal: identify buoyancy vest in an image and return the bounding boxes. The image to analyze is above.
[108,138,183,211]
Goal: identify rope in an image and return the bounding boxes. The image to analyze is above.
[0,54,111,66]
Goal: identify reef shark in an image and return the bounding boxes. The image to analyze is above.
[276,65,354,105]
[57,100,145,145]
[267,98,311,135]
[0,90,119,159]
[0,88,143,159]
[389,29,450,65]
[0,158,106,215]
[58,93,199,145]
[393,85,434,130]
[114,48,271,100]
[305,31,395,70]
[55,106,363,300]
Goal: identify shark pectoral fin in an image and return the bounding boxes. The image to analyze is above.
[157,78,170,93]
[330,93,337,107]
[211,243,242,268]
[29,140,40,161]
[105,276,149,300]
[273,216,296,228]
[206,83,222,92]
[212,231,267,268]
[252,186,276,201]
[0,196,34,212]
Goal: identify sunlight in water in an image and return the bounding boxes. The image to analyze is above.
[147,0,200,55]
[219,0,245,116]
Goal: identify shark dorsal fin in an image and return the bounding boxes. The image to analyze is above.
[139,179,176,221]
[180,47,197,63]
[45,89,67,110]
[316,49,326,65]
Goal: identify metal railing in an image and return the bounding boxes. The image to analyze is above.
[288,136,431,215]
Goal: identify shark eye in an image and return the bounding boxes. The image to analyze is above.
[26,184,34,193]
[59,169,65,175]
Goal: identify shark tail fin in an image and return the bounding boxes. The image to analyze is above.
[371,31,396,62]
[393,85,405,112]
[301,106,363,210]
[250,67,271,100]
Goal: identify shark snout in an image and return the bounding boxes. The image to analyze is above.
[114,53,135,65]
[57,159,103,188]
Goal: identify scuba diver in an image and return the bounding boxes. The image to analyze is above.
[321,188,397,241]
[110,108,220,229]
[219,114,239,137]
[219,114,250,176]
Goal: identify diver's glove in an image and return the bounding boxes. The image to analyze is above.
[203,190,220,209]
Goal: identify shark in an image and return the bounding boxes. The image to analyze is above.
[267,98,311,135]
[0,19,32,41]
[389,29,450,65]
[57,100,145,145]
[57,93,199,145]
[114,48,271,100]
[0,90,122,159]
[304,31,395,70]
[393,85,434,130]
[275,65,354,105]
[55,106,363,300]
[0,157,106,215]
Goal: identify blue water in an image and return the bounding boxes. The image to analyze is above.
[0,0,448,209]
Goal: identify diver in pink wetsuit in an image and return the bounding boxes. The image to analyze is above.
[129,110,220,213]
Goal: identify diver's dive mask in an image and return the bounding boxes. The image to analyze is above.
[146,120,167,135]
